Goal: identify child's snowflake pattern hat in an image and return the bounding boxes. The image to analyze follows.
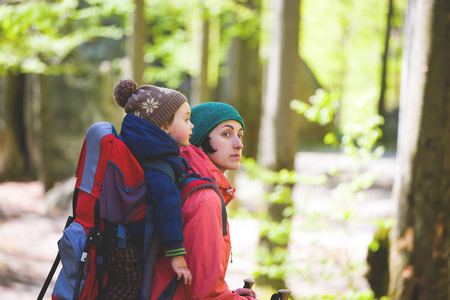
[113,79,187,128]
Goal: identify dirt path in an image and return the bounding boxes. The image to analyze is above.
[0,152,396,299]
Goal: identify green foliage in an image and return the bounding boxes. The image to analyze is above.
[289,85,389,296]
[142,0,259,88]
[260,218,292,245]
[368,218,394,253]
[240,156,297,285]
[301,0,385,93]
[243,157,327,186]
[0,0,128,75]
[304,290,389,300]
[241,153,328,288]
[327,114,385,203]
[254,182,294,283]
[300,0,407,125]
[254,246,289,281]
[291,89,339,126]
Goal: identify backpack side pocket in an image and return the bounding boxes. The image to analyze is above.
[53,222,89,300]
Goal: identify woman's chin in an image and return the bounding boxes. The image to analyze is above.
[227,162,241,171]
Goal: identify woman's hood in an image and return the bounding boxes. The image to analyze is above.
[180,144,235,205]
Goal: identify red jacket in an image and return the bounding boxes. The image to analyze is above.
[150,145,256,300]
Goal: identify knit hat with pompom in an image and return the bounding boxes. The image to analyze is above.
[113,79,187,128]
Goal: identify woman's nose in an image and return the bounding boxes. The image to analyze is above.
[234,136,244,149]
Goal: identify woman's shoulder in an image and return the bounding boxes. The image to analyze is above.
[182,186,221,212]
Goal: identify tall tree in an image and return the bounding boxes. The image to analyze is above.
[378,0,394,126]
[227,36,262,159]
[36,74,55,190]
[258,0,300,171]
[191,6,211,106]
[256,0,301,288]
[218,0,262,159]
[130,0,146,85]
[0,0,128,187]
[0,71,29,181]
[389,0,450,299]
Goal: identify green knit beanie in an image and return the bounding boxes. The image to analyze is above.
[190,102,245,147]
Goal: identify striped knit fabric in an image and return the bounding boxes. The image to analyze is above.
[165,247,187,257]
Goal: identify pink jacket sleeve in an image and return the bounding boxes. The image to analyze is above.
[178,188,256,300]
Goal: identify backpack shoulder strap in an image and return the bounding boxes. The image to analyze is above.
[181,175,228,236]
[181,177,217,204]
[140,159,176,183]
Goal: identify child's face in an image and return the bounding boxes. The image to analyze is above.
[164,101,194,147]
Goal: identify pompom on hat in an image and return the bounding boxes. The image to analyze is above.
[113,79,187,128]
[189,102,244,147]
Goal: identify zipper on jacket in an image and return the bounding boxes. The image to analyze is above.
[226,187,234,263]
[225,188,234,204]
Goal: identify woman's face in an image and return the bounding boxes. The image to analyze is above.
[206,120,244,173]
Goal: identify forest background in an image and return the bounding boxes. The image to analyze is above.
[0,0,449,300]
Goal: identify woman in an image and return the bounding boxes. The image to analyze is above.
[150,102,258,299]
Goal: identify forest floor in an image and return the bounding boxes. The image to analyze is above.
[0,151,396,300]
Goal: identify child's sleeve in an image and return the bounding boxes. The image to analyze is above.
[144,169,186,257]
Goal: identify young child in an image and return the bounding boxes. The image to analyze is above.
[105,79,193,299]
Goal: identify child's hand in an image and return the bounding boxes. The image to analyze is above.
[171,256,192,285]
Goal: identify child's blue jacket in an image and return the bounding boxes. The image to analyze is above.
[118,113,185,256]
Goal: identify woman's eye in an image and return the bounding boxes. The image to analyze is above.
[238,134,243,140]
[223,132,230,137]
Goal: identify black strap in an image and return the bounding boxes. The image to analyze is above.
[157,275,179,300]
[72,187,79,219]
[94,199,104,299]
[140,159,176,183]
[38,186,78,300]
[199,178,228,236]
[37,215,75,300]
[181,177,228,236]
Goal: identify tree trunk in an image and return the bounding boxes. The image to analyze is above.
[130,0,146,85]
[389,0,450,299]
[38,74,55,190]
[256,0,300,288]
[191,9,211,106]
[258,0,300,171]
[239,39,262,160]
[218,0,262,159]
[378,0,394,125]
[0,71,29,181]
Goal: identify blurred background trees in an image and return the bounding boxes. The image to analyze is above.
[1,0,449,299]
[1,0,401,189]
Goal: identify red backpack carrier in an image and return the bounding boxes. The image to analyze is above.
[39,122,228,300]
[40,122,150,300]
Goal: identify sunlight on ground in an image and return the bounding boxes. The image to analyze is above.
[0,152,395,299]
